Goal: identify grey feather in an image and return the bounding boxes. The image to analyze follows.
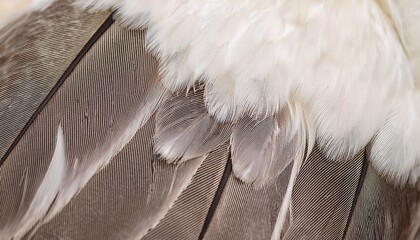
[283,144,365,239]
[32,117,205,240]
[154,85,231,163]
[143,143,231,240]
[0,0,110,159]
[1,10,166,238]
[1,2,419,240]
[202,163,292,240]
[344,160,420,240]
[231,113,297,188]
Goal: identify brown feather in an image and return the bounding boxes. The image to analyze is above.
[1,2,419,240]
[0,0,110,159]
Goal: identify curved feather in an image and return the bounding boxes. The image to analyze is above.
[30,116,206,240]
[143,143,230,240]
[0,125,67,240]
[154,85,231,163]
[231,108,300,188]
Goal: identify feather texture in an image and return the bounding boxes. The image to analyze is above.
[1,9,166,238]
[231,115,296,188]
[283,145,365,239]
[76,0,420,185]
[0,0,110,159]
[1,1,419,240]
[0,125,68,239]
[344,162,419,239]
[154,85,231,163]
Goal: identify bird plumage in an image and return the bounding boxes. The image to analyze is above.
[0,0,419,239]
[77,0,420,185]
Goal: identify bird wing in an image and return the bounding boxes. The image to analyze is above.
[1,1,419,239]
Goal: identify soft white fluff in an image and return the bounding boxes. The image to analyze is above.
[78,0,419,185]
[0,0,54,28]
[31,0,54,10]
[0,0,31,28]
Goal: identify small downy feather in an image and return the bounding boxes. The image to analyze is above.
[154,85,231,163]
[231,115,296,188]
[231,101,312,188]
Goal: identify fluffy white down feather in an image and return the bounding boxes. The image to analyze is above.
[0,0,54,28]
[6,0,418,185]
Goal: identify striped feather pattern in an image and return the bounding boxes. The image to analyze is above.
[0,0,109,159]
[0,1,419,240]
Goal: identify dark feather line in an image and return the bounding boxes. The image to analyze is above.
[0,13,114,167]
[342,148,369,239]
[198,151,233,240]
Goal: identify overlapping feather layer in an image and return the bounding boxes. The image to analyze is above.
[75,0,420,186]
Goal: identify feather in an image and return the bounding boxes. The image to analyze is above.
[282,145,366,239]
[386,0,420,87]
[402,201,420,240]
[143,143,230,240]
[0,125,67,240]
[231,102,311,188]
[231,114,296,188]
[271,155,302,240]
[125,155,206,240]
[344,161,420,240]
[0,1,29,29]
[0,0,110,160]
[77,0,420,185]
[30,0,55,11]
[1,12,166,238]
[154,85,231,163]
[30,116,205,240]
[1,1,420,240]
[202,161,292,240]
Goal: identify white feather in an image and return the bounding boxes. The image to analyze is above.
[0,0,54,29]
[77,0,420,185]
[0,125,68,240]
[31,0,54,10]
[271,157,300,240]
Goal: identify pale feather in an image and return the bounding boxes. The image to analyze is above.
[0,125,68,240]
[77,0,420,185]
[0,0,54,29]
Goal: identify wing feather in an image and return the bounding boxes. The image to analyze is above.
[154,85,231,163]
